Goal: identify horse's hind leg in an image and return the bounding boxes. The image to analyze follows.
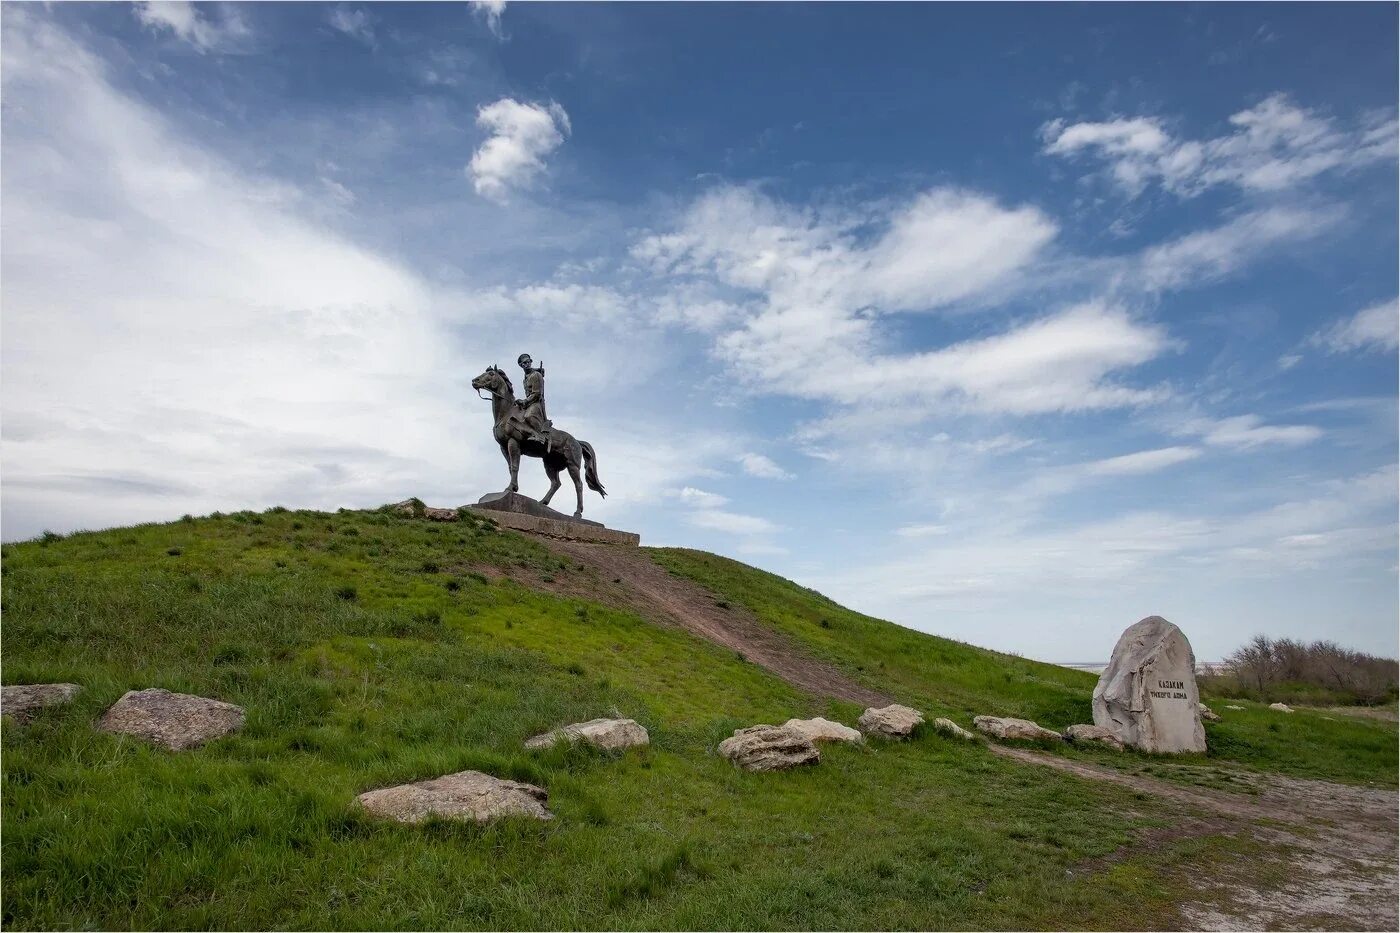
[567,462,584,518]
[541,459,563,507]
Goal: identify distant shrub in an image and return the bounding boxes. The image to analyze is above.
[420,561,440,574]
[335,586,358,601]
[266,505,288,514]
[166,547,183,557]
[445,580,461,592]
[39,530,63,544]
[1201,634,1399,707]
[180,514,195,523]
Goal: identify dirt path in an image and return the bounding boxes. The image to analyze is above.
[527,539,890,707]
[991,746,1400,931]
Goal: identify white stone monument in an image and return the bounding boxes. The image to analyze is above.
[1092,616,1206,754]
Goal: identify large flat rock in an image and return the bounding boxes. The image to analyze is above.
[468,492,639,545]
[97,688,245,750]
[718,724,820,771]
[525,717,649,751]
[357,770,552,823]
[2,683,82,725]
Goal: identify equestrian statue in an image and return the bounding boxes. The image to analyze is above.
[471,354,606,518]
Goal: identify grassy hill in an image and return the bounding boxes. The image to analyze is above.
[3,507,1395,930]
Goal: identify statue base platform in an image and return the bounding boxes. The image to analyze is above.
[467,492,640,546]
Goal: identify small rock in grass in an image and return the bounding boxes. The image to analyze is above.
[718,724,819,771]
[525,717,649,751]
[933,718,978,741]
[857,704,924,739]
[1268,702,1294,713]
[358,770,552,823]
[97,688,244,750]
[1064,724,1124,749]
[423,507,458,522]
[1225,705,1246,710]
[1198,703,1221,722]
[973,715,1063,742]
[389,499,421,516]
[782,717,862,744]
[1,683,82,725]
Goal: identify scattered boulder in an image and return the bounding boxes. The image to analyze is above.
[782,717,862,744]
[96,688,244,750]
[525,717,649,751]
[933,718,977,741]
[358,770,552,823]
[423,507,458,522]
[1269,702,1294,713]
[1064,724,1124,749]
[1092,616,1207,754]
[389,498,423,516]
[718,724,819,771]
[1198,703,1221,722]
[974,715,1063,742]
[857,704,924,739]
[1,683,82,725]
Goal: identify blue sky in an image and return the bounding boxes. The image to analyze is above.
[3,2,1396,662]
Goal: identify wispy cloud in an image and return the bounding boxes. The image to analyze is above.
[1311,297,1398,354]
[736,453,793,480]
[1043,93,1398,198]
[132,1,250,53]
[328,6,375,47]
[470,0,507,40]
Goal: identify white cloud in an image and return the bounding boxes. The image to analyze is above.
[1044,94,1398,198]
[1311,298,1398,354]
[686,509,779,536]
[468,98,570,202]
[1135,205,1344,292]
[736,453,793,480]
[132,1,249,52]
[1181,415,1323,450]
[328,6,374,46]
[894,523,949,538]
[679,486,728,509]
[470,0,507,39]
[1085,446,1202,476]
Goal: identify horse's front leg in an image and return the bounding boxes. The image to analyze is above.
[505,438,521,494]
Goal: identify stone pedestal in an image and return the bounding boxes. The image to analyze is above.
[1093,616,1206,754]
[467,492,639,546]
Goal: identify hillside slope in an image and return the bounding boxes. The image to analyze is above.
[3,506,1396,930]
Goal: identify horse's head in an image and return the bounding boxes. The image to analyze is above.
[471,365,514,399]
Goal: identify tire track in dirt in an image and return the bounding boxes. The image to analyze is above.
[991,745,1399,931]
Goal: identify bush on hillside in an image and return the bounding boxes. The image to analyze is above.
[1200,635,1398,707]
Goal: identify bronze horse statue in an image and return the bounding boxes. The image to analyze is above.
[470,365,606,518]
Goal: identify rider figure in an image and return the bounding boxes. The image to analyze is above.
[516,353,554,452]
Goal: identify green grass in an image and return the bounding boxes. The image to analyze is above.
[1,509,1393,929]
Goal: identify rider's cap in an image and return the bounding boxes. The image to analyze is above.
[517,353,532,367]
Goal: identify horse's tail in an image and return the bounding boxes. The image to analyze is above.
[580,441,607,497]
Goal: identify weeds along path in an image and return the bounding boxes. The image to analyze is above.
[991,745,1400,931]
[529,539,890,707]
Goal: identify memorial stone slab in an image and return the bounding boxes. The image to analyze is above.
[1092,616,1207,754]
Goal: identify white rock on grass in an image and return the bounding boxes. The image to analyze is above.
[782,717,862,744]
[423,507,459,522]
[1269,702,1294,713]
[1064,724,1124,749]
[857,704,924,739]
[1198,703,1221,722]
[358,770,552,823]
[525,718,649,751]
[973,715,1063,742]
[718,724,820,771]
[96,688,245,751]
[1,683,82,725]
[933,718,978,741]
